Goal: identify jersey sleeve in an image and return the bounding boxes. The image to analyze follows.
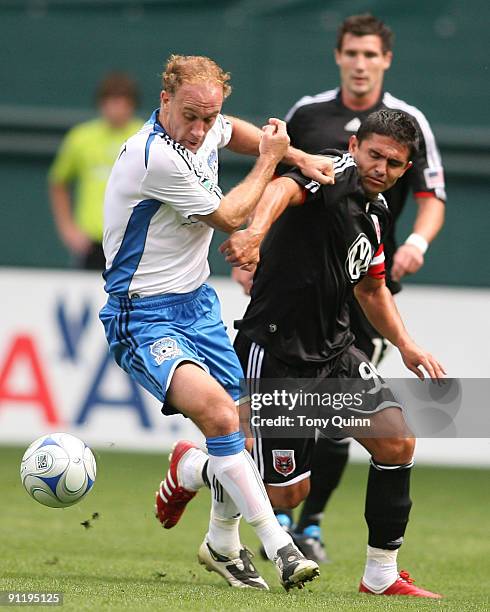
[407,111,446,202]
[281,166,323,205]
[215,114,233,149]
[48,127,80,184]
[368,244,386,279]
[282,151,357,205]
[141,140,221,218]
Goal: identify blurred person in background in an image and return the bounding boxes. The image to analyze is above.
[230,13,446,563]
[48,72,142,270]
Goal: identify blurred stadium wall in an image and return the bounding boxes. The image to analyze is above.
[0,0,489,286]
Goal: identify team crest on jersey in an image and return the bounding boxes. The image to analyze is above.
[272,449,296,477]
[207,149,218,175]
[150,337,182,365]
[345,233,372,282]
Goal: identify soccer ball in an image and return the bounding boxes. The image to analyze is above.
[20,433,96,508]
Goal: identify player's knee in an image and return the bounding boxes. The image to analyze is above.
[205,400,239,437]
[266,479,310,509]
[373,437,415,465]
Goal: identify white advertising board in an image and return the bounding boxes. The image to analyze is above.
[0,268,488,465]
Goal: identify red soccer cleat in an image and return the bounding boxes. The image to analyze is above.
[359,570,442,599]
[155,440,200,529]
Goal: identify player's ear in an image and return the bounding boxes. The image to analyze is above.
[348,135,358,155]
[334,48,341,66]
[160,90,169,107]
[383,50,393,70]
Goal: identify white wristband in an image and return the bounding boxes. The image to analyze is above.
[405,233,428,254]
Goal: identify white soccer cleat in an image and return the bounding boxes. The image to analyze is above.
[198,539,269,590]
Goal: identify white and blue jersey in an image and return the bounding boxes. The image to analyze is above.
[100,110,243,410]
[103,109,232,297]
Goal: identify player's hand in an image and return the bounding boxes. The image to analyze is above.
[219,229,261,270]
[398,340,446,381]
[231,266,254,295]
[296,152,335,186]
[259,118,290,162]
[391,244,424,281]
[60,222,91,255]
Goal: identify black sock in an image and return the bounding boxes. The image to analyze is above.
[365,458,413,549]
[296,438,350,533]
[274,508,293,525]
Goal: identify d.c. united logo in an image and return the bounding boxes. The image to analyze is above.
[345,233,372,282]
[272,449,296,477]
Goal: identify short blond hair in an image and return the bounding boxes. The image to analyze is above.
[162,54,232,98]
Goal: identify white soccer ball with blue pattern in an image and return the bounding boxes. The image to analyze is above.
[20,433,96,508]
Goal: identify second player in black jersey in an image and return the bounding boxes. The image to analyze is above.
[228,13,446,568]
[227,109,446,598]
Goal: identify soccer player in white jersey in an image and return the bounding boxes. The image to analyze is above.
[100,54,335,591]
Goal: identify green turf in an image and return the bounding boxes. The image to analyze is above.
[1,446,489,611]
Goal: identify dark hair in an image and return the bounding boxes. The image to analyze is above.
[357,110,419,159]
[336,14,394,54]
[96,72,140,106]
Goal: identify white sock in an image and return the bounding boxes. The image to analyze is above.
[207,473,242,558]
[177,447,207,491]
[362,545,399,592]
[207,450,292,560]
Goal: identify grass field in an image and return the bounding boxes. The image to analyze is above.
[1,446,489,611]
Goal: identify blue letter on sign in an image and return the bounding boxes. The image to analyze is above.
[75,351,151,428]
[56,299,92,362]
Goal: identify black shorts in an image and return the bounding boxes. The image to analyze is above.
[234,332,400,486]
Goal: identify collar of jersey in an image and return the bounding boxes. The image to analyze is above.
[336,89,385,112]
[147,109,167,135]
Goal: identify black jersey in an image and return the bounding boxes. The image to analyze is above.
[281,88,446,293]
[235,151,391,366]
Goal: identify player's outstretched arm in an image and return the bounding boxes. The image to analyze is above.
[225,115,335,185]
[354,275,446,380]
[196,120,289,233]
[219,177,302,270]
[391,195,445,281]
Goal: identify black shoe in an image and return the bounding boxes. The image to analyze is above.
[292,525,330,564]
[273,542,320,591]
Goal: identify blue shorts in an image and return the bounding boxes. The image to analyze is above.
[99,284,244,414]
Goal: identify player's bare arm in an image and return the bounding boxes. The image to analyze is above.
[225,115,335,185]
[219,177,303,269]
[354,274,446,380]
[195,120,289,233]
[49,183,91,255]
[392,195,445,281]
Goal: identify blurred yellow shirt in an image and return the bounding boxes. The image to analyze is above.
[49,118,142,242]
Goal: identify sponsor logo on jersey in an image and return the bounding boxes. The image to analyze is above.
[344,117,361,132]
[345,233,372,282]
[424,166,445,190]
[150,337,183,365]
[272,449,296,476]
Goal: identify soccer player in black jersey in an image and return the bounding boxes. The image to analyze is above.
[224,110,445,598]
[231,14,446,565]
